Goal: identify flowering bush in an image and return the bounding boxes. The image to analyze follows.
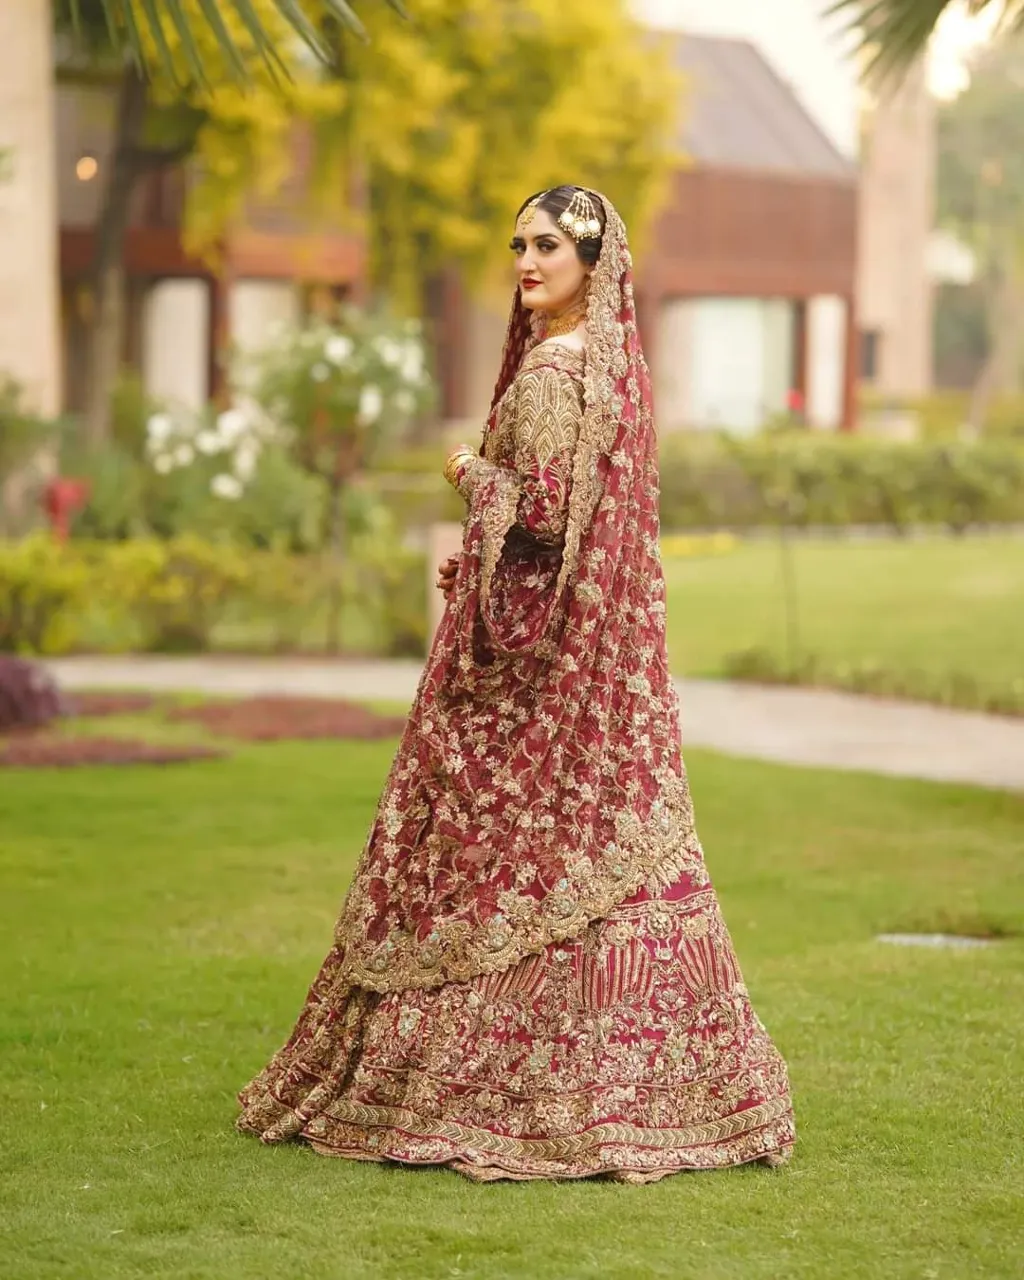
[242,308,434,651]
[141,402,325,549]
[243,310,434,480]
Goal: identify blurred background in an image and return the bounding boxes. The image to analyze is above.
[0,0,1021,714]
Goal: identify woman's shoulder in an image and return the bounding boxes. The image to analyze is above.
[518,340,586,381]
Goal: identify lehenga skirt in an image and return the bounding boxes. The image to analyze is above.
[235,868,796,1183]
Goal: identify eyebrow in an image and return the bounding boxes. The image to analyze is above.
[510,230,563,246]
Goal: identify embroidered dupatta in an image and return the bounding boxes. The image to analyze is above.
[331,194,700,993]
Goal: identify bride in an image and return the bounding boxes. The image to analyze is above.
[236,186,795,1182]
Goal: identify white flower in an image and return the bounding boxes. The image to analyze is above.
[217,408,248,445]
[195,430,223,455]
[375,336,404,368]
[358,384,384,425]
[153,454,174,475]
[311,362,330,383]
[400,341,424,383]
[211,473,243,500]
[174,444,194,467]
[233,443,260,480]
[325,335,353,365]
[146,412,174,444]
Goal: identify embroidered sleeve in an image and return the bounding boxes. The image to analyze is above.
[445,365,583,546]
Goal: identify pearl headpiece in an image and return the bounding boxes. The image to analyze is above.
[517,188,603,242]
[558,189,603,242]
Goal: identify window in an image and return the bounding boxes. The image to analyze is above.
[861,329,882,381]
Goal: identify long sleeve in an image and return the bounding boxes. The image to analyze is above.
[448,365,584,546]
[443,361,585,658]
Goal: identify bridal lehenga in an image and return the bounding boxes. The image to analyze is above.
[236,193,795,1182]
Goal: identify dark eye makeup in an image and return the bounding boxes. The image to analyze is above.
[508,236,559,253]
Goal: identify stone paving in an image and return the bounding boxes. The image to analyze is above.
[44,655,1024,792]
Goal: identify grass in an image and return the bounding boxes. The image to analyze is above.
[663,533,1024,690]
[1,725,1022,1279]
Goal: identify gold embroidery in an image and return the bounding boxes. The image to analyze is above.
[513,364,583,471]
[237,885,795,1179]
[236,192,796,1181]
[456,348,585,612]
[304,1095,793,1161]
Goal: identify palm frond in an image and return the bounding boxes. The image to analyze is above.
[828,0,1017,84]
[69,0,407,82]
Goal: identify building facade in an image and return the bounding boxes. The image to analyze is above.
[857,60,936,397]
[56,82,363,415]
[0,1,60,418]
[444,29,859,433]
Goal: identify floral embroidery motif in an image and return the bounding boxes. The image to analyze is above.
[237,886,795,1180]
[236,192,795,1180]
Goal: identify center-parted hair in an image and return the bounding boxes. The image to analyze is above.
[515,186,607,267]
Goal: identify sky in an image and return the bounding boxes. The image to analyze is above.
[929,2,1003,98]
[636,0,1002,102]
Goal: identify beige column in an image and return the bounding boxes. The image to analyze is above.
[857,58,936,397]
[0,1,59,416]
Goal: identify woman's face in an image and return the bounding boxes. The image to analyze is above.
[510,207,590,314]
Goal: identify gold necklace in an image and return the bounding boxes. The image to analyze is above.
[545,299,587,339]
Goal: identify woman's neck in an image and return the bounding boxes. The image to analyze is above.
[544,296,587,339]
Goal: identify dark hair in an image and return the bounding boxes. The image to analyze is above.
[515,185,605,267]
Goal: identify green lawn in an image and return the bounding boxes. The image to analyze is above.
[1,729,1022,1279]
[664,533,1024,690]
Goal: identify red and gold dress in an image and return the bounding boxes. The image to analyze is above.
[236,195,795,1182]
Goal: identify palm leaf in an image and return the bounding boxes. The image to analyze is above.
[828,0,1021,83]
[72,0,407,81]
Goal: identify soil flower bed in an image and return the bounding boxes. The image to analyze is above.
[166,696,407,742]
[0,736,225,769]
[65,691,160,717]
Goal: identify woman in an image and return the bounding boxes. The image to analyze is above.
[236,187,795,1181]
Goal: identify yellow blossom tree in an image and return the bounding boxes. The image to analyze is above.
[340,0,680,304]
[64,0,679,443]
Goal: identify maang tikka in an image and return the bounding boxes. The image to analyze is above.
[558,190,602,242]
[518,192,546,230]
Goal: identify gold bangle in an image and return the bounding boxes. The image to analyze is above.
[443,449,472,489]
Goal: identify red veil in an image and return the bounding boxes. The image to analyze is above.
[330,193,700,994]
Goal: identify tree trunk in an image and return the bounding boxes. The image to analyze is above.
[324,434,363,655]
[82,64,149,450]
[325,479,346,656]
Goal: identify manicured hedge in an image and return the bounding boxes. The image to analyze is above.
[657,433,1024,533]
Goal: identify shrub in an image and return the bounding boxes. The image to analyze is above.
[0,377,65,537]
[101,536,251,653]
[723,646,1024,718]
[656,432,1024,533]
[2,527,428,659]
[244,551,332,653]
[0,535,92,653]
[0,655,64,732]
[64,445,148,541]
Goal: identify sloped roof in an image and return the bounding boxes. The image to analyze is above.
[671,34,856,181]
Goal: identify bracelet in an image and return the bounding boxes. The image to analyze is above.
[443,449,474,490]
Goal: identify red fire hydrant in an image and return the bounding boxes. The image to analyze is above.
[42,477,91,543]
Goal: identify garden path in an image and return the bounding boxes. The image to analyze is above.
[44,655,1024,792]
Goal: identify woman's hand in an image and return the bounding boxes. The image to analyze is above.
[443,445,476,490]
[436,554,459,598]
